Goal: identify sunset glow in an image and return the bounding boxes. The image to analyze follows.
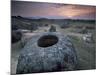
[12,1,96,20]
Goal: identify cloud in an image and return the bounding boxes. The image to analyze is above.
[12,1,96,19]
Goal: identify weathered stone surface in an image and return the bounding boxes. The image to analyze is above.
[16,32,78,74]
[49,25,56,32]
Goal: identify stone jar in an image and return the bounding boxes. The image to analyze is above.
[16,32,78,74]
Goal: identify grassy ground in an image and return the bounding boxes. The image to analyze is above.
[68,35,96,70]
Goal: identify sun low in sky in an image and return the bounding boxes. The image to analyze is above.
[11,1,96,20]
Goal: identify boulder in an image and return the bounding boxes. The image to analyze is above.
[16,32,78,74]
[49,25,56,32]
[83,33,94,43]
[12,31,22,43]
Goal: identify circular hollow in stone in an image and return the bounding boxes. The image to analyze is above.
[38,35,58,47]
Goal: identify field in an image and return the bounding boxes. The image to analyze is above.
[11,16,96,74]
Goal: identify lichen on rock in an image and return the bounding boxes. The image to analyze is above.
[16,32,78,74]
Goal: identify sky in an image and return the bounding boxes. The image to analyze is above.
[11,1,96,20]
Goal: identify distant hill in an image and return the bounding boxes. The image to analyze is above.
[11,16,96,30]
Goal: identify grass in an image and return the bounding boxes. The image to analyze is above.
[68,35,96,70]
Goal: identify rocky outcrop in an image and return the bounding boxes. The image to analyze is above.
[16,32,78,74]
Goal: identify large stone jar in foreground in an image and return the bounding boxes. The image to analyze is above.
[16,32,78,74]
